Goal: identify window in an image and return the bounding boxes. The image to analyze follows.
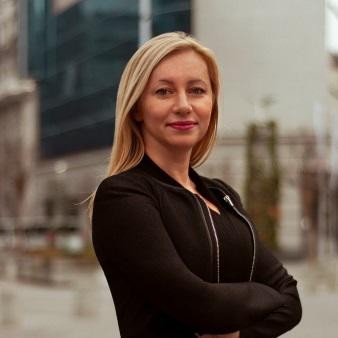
[27,0,191,157]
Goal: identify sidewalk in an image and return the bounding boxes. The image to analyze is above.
[0,267,120,338]
[282,260,338,337]
[0,260,337,338]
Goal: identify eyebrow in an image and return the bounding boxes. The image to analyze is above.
[156,79,208,86]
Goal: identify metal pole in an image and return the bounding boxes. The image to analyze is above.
[139,0,152,46]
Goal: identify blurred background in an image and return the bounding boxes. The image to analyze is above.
[0,0,337,337]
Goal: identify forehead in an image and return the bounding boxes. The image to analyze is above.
[148,49,210,82]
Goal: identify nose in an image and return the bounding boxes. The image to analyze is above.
[172,91,192,115]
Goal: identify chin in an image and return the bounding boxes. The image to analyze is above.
[167,141,198,151]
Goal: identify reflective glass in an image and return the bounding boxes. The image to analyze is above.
[27,0,190,157]
[152,0,191,36]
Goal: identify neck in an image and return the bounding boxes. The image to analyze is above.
[144,147,193,189]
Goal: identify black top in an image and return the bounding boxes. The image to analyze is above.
[194,193,253,283]
[92,154,302,338]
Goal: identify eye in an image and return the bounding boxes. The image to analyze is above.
[190,87,206,95]
[155,88,173,96]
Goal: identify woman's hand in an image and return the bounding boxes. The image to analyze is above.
[200,331,240,338]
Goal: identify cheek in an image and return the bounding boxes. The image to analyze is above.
[199,98,213,118]
[142,101,168,123]
[198,99,213,132]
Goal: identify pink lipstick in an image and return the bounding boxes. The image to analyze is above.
[167,121,197,130]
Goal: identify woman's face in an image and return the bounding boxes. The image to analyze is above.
[135,49,213,155]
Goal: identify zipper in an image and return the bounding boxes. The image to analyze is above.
[212,188,256,282]
[192,194,215,282]
[223,193,256,282]
[205,205,220,283]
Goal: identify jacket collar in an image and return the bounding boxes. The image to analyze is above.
[135,153,222,206]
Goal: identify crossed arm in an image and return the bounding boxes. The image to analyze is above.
[238,240,302,338]
[92,178,301,336]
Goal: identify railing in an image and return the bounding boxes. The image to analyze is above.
[0,219,97,285]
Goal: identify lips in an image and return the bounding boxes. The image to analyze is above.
[167,121,198,131]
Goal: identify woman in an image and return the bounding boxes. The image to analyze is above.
[91,32,302,338]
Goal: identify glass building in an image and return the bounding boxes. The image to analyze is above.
[27,0,191,157]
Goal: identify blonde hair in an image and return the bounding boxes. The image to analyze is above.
[88,32,220,215]
[110,31,220,174]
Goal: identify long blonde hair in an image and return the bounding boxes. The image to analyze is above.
[89,32,220,215]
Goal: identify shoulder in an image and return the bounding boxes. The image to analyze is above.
[94,169,155,203]
[199,174,243,206]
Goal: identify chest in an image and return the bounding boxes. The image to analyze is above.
[155,188,254,283]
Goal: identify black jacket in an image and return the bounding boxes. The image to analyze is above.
[92,154,302,338]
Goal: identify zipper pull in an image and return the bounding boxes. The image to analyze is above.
[223,194,234,207]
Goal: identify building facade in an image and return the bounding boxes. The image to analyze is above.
[15,0,337,255]
[27,0,191,158]
[193,0,337,255]
[24,0,191,235]
[0,0,38,237]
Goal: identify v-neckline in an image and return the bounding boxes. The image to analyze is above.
[193,193,221,215]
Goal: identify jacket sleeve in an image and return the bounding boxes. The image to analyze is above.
[240,241,302,338]
[219,182,302,337]
[92,177,285,334]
